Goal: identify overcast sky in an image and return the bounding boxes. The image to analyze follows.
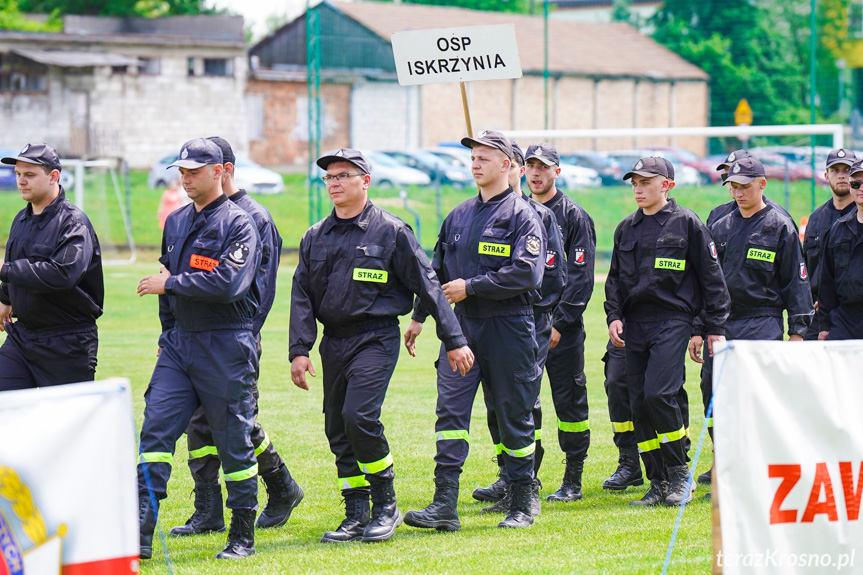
[207,0,315,40]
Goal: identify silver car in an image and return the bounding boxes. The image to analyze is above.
[148,152,284,194]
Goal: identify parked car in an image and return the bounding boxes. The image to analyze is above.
[424,146,473,170]
[557,162,602,189]
[148,152,284,194]
[1,146,74,191]
[364,151,431,188]
[377,150,472,188]
[605,150,703,186]
[642,146,721,184]
[559,151,624,186]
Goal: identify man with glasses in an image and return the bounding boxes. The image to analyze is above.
[290,149,473,543]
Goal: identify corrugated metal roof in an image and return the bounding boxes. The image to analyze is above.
[11,48,143,67]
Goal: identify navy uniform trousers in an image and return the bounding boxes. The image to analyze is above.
[435,314,540,486]
[826,307,863,340]
[138,328,258,509]
[184,333,283,482]
[546,325,589,460]
[0,323,98,390]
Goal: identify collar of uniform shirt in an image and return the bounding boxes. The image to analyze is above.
[323,200,373,233]
[633,197,677,225]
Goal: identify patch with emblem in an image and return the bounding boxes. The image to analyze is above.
[573,248,586,266]
[733,163,741,173]
[525,235,541,256]
[800,262,808,280]
[635,160,643,170]
[545,250,557,268]
[20,143,29,154]
[227,242,249,264]
[190,254,219,272]
[709,241,717,259]
[838,149,846,158]
[181,148,189,159]
[727,151,736,162]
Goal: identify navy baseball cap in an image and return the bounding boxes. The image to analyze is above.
[850,159,863,176]
[511,141,525,166]
[316,149,371,175]
[460,130,513,160]
[624,157,673,181]
[1,143,62,171]
[168,138,223,169]
[723,157,766,185]
[826,148,857,169]
[207,136,236,165]
[525,143,560,167]
[716,149,752,171]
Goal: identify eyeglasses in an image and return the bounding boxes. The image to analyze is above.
[322,173,364,183]
[851,180,862,189]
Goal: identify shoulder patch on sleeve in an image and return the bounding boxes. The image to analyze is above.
[799,262,808,280]
[573,248,586,266]
[545,250,557,269]
[709,241,717,260]
[525,235,541,256]
[227,242,250,264]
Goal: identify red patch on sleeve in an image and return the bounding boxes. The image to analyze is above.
[190,254,219,272]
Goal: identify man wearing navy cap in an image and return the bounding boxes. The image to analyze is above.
[168,137,303,539]
[404,130,546,530]
[690,157,812,499]
[802,148,858,340]
[605,157,730,507]
[0,143,103,391]
[290,148,473,543]
[135,137,262,560]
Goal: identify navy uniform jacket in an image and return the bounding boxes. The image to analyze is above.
[817,211,863,331]
[414,187,546,322]
[0,187,103,332]
[605,198,730,335]
[158,194,261,335]
[290,201,467,361]
[706,196,796,229]
[523,194,566,312]
[803,198,855,300]
[231,190,283,335]
[695,205,812,337]
[535,189,596,332]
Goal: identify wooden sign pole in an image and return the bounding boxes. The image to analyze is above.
[460,82,473,137]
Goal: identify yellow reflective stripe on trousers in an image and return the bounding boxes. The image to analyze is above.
[224,463,258,482]
[535,429,542,441]
[557,418,589,433]
[436,430,469,442]
[254,433,271,457]
[340,475,370,490]
[659,427,686,444]
[188,445,218,460]
[139,452,173,465]
[706,417,714,428]
[494,443,504,455]
[358,453,393,475]
[637,438,660,453]
[503,442,536,458]
[611,421,634,433]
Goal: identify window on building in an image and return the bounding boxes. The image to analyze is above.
[187,57,196,77]
[246,94,264,141]
[138,58,160,75]
[203,58,233,77]
[851,3,863,38]
[0,53,47,92]
[112,65,129,75]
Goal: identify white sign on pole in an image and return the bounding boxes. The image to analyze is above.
[391,25,522,86]
[715,341,863,574]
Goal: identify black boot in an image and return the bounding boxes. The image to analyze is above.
[480,482,511,514]
[664,465,694,507]
[139,492,158,560]
[257,464,304,528]
[531,479,542,516]
[498,483,533,528]
[630,480,670,507]
[321,487,370,543]
[404,476,460,531]
[546,457,583,502]
[603,447,644,491]
[473,462,507,502]
[215,509,255,559]
[169,482,225,536]
[363,471,402,542]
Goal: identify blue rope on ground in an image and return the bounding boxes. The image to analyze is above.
[134,414,175,575]
[660,342,732,575]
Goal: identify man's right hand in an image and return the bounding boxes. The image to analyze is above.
[291,356,316,390]
[403,320,424,357]
[819,331,829,341]
[447,346,474,376]
[0,302,11,332]
[608,320,625,348]
[688,335,704,363]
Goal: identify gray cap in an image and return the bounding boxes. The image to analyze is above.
[716,149,752,171]
[849,159,863,176]
[525,142,560,167]
[460,130,513,160]
[316,149,371,175]
[511,141,525,166]
[168,138,223,169]
[623,156,674,181]
[825,148,857,169]
[1,143,62,171]
[723,157,766,185]
[207,136,236,165]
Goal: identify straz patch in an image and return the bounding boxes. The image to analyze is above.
[747,248,775,263]
[353,268,388,283]
[709,241,718,259]
[800,262,808,280]
[573,248,586,266]
[525,235,541,256]
[545,250,557,269]
[190,254,219,272]
[655,258,685,271]
[227,242,250,264]
[479,242,511,257]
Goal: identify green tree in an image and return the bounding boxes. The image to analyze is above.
[16,0,215,17]
[0,0,61,30]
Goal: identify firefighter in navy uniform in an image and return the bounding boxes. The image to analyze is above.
[523,142,596,503]
[403,130,546,530]
[169,137,303,538]
[606,157,730,507]
[0,143,103,391]
[290,149,473,544]
[690,157,812,499]
[802,148,857,340]
[474,141,566,516]
[136,138,262,560]
[817,159,863,340]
